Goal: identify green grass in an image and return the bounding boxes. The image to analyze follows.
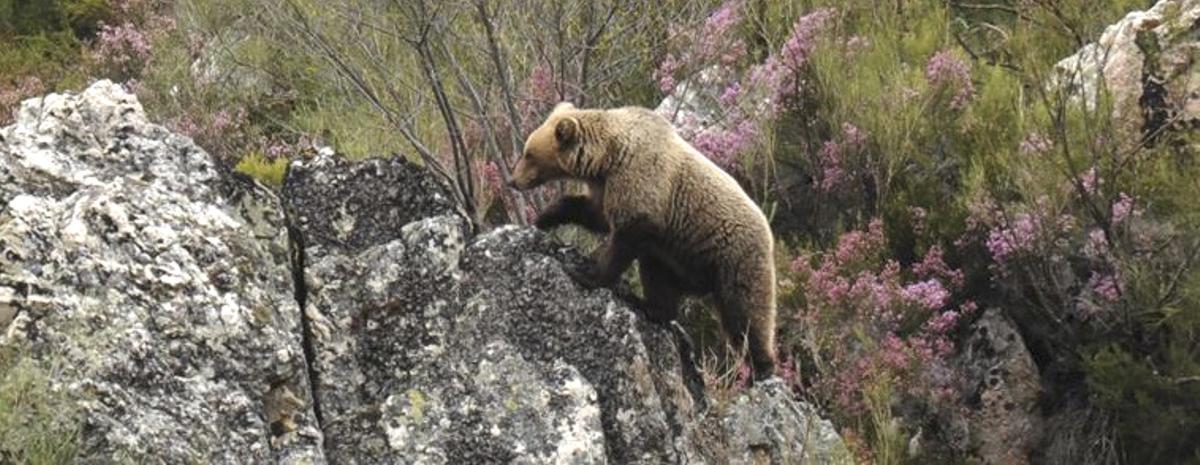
[234,151,288,187]
[0,349,81,465]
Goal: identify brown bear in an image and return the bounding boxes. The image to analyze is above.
[509,102,779,380]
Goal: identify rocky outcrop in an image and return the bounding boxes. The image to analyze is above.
[1053,0,1200,139]
[1,81,848,464]
[0,81,323,463]
[286,152,849,464]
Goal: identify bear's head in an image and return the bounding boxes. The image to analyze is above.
[510,102,584,190]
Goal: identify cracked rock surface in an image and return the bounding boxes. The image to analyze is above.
[2,81,848,464]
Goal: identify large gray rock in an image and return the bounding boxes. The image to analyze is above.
[287,152,850,465]
[0,81,323,463]
[1053,0,1200,139]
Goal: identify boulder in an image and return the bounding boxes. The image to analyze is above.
[1053,0,1200,139]
[0,81,323,463]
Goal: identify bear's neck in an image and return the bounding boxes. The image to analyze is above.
[567,113,612,180]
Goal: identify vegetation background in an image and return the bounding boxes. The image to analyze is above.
[1,0,1198,463]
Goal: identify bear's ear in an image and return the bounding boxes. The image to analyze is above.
[555,117,579,146]
[553,101,576,113]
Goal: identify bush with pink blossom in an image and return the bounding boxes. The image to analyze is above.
[781,218,974,458]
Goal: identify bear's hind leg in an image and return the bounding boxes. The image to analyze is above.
[637,256,684,324]
[715,274,778,382]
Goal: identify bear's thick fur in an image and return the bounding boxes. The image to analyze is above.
[511,102,779,380]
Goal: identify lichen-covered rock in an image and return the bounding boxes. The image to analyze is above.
[283,153,458,259]
[287,153,848,465]
[713,380,852,465]
[957,309,1041,465]
[287,149,688,462]
[1053,0,1200,138]
[0,81,323,464]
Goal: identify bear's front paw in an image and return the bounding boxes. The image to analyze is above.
[534,213,560,230]
[572,264,608,289]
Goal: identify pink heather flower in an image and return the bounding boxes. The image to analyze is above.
[913,245,964,290]
[170,114,200,138]
[816,123,865,192]
[656,56,679,93]
[655,1,746,94]
[908,336,936,365]
[692,118,757,170]
[832,219,886,265]
[780,8,836,69]
[959,300,979,315]
[1079,167,1100,194]
[746,59,787,114]
[744,8,834,113]
[790,253,813,274]
[210,109,235,133]
[265,139,292,159]
[841,122,866,148]
[850,270,899,319]
[880,333,910,370]
[817,140,846,192]
[1089,271,1120,302]
[96,22,152,65]
[519,63,560,129]
[813,271,852,306]
[926,310,960,334]
[1019,132,1053,156]
[902,279,950,310]
[925,49,974,110]
[1084,229,1109,258]
[484,161,503,194]
[718,82,743,106]
[931,337,955,359]
[526,63,557,105]
[1112,193,1135,224]
[707,1,742,31]
[986,213,1039,264]
[702,0,746,63]
[845,35,870,51]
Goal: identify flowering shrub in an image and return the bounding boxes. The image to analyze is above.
[655,1,835,171]
[924,50,974,111]
[783,219,973,456]
[94,22,152,70]
[88,0,174,81]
